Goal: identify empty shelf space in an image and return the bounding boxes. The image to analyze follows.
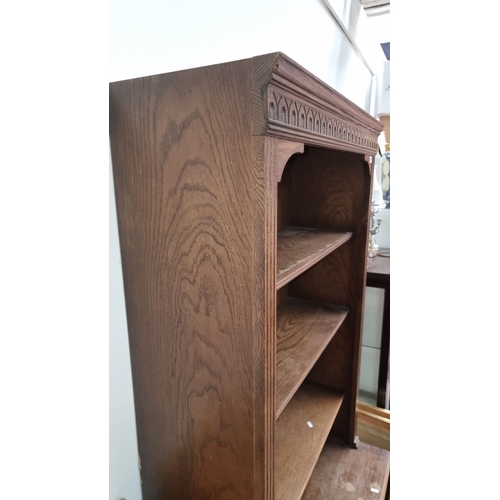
[277,227,353,290]
[275,381,344,500]
[301,438,390,500]
[276,297,348,418]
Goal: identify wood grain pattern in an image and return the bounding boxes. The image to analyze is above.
[252,53,282,138]
[275,140,304,182]
[110,51,380,499]
[295,246,357,387]
[276,298,348,417]
[357,402,390,421]
[276,285,289,309]
[267,84,378,154]
[284,146,372,445]
[110,58,274,500]
[301,439,390,500]
[367,252,390,279]
[277,159,292,232]
[356,402,390,452]
[251,53,383,154]
[277,228,353,290]
[275,382,344,500]
[252,135,279,500]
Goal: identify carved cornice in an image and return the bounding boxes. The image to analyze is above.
[252,53,383,155]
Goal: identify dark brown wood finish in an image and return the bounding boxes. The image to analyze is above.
[284,147,373,445]
[252,53,382,155]
[367,252,390,409]
[276,284,289,309]
[252,135,280,499]
[275,140,304,182]
[301,439,390,500]
[110,52,385,499]
[276,298,348,417]
[277,228,353,290]
[277,159,292,232]
[110,58,275,499]
[275,382,344,500]
[367,252,390,278]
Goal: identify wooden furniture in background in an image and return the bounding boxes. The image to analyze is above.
[366,251,390,409]
[110,52,387,499]
[356,401,390,452]
[302,438,390,499]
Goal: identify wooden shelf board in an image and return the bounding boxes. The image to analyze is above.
[301,438,390,500]
[275,382,344,500]
[276,297,348,418]
[277,227,353,290]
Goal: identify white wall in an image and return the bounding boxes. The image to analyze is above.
[109,0,380,110]
[109,154,143,500]
[109,2,383,498]
[367,7,390,247]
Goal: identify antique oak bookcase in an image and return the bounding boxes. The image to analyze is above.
[110,52,387,499]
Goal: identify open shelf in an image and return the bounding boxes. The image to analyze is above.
[276,297,348,418]
[275,381,344,500]
[110,52,384,498]
[276,227,353,290]
[301,438,390,500]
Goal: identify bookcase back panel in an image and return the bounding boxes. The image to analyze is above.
[277,147,371,444]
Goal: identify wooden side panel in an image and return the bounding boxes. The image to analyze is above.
[286,147,372,445]
[110,59,273,499]
[252,135,278,500]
